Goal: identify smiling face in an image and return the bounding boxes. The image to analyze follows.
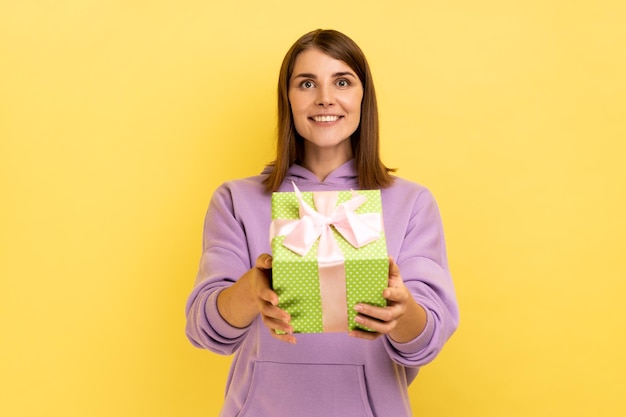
[288,48,364,166]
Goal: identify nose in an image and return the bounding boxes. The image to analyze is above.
[315,84,335,107]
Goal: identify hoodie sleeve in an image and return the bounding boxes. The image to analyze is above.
[382,186,460,367]
[185,183,253,355]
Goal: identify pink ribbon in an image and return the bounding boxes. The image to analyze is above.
[271,183,383,332]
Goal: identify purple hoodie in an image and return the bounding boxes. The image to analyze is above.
[186,160,459,417]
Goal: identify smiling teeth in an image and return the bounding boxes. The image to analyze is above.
[313,115,340,122]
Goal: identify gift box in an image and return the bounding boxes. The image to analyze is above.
[270,184,389,333]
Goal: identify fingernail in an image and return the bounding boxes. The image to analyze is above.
[354,304,363,312]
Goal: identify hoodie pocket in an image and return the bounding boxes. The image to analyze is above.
[238,361,376,417]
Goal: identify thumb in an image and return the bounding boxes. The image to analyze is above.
[255,253,273,270]
[388,257,402,286]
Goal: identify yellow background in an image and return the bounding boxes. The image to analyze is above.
[1,1,625,416]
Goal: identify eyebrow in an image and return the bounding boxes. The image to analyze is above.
[292,71,358,80]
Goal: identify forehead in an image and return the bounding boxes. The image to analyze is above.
[291,48,355,75]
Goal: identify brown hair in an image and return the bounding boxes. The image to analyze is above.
[263,29,395,192]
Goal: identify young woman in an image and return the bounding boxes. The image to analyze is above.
[186,29,459,417]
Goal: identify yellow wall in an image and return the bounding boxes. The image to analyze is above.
[1,1,624,416]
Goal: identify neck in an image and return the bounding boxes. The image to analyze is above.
[301,146,352,182]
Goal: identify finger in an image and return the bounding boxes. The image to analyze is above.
[354,304,405,337]
[259,286,279,307]
[255,253,273,270]
[388,257,402,287]
[260,301,291,324]
[262,315,295,339]
[270,330,297,344]
[382,286,409,303]
[353,311,396,334]
[354,303,397,322]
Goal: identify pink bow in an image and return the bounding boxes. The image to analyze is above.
[272,183,382,258]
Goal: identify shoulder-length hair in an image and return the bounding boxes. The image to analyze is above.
[263,29,395,192]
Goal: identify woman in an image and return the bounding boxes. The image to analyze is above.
[186,29,459,417]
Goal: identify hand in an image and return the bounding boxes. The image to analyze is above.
[248,254,297,344]
[349,258,427,342]
[217,254,296,344]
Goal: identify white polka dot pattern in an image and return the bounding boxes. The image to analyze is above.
[271,189,388,333]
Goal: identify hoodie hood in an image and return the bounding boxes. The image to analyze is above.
[261,159,359,191]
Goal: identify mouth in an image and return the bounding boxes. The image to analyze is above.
[310,115,342,123]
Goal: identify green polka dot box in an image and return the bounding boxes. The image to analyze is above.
[271,188,388,333]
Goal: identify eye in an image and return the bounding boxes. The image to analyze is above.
[336,78,351,88]
[300,80,315,89]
